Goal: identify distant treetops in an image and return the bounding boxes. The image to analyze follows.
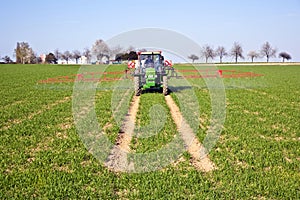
[188,41,292,63]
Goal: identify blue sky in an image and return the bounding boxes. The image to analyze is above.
[1,0,300,62]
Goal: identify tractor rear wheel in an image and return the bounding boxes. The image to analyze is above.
[163,75,168,96]
[134,76,141,96]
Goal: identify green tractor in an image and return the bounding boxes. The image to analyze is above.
[131,51,173,96]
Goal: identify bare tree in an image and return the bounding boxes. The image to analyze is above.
[279,52,292,62]
[54,49,61,61]
[110,45,123,60]
[2,56,13,63]
[83,48,92,64]
[200,45,215,63]
[61,51,72,64]
[15,42,27,64]
[247,51,260,63]
[127,45,136,53]
[260,42,276,62]
[28,51,37,64]
[72,50,81,64]
[137,48,147,52]
[230,42,244,63]
[14,42,35,64]
[92,39,110,62]
[215,46,227,63]
[188,54,199,63]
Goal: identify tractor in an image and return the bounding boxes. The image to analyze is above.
[129,51,174,96]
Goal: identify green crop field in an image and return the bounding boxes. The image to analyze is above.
[1,64,299,199]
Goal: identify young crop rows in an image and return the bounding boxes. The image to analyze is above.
[0,64,299,199]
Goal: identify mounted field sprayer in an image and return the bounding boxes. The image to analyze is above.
[128,51,177,96]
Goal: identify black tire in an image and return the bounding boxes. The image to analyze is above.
[134,76,141,96]
[163,75,168,95]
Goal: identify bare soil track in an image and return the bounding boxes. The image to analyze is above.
[164,95,216,172]
[105,96,140,171]
[105,94,216,172]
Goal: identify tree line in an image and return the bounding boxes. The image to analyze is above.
[188,41,292,63]
[1,39,138,64]
[0,40,293,64]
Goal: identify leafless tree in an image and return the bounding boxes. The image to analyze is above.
[83,48,92,64]
[61,51,72,64]
[14,42,35,64]
[2,56,13,63]
[200,45,215,63]
[137,48,147,52]
[188,54,199,63]
[27,48,36,64]
[110,45,123,59]
[126,45,136,53]
[92,39,111,62]
[247,51,260,63]
[72,50,81,64]
[54,49,61,60]
[260,42,277,62]
[230,42,244,63]
[278,52,292,62]
[215,46,227,63]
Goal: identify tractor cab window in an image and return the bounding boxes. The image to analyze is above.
[145,56,154,66]
[140,54,162,69]
[153,55,162,65]
[139,55,148,68]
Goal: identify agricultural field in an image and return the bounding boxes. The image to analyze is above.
[0,63,299,199]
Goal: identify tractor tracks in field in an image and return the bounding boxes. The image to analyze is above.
[105,94,216,172]
[164,95,216,172]
[105,95,140,171]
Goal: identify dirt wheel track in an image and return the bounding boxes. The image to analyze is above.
[164,95,216,172]
[105,96,140,172]
[105,94,216,172]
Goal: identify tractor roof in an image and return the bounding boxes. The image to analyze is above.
[138,51,162,55]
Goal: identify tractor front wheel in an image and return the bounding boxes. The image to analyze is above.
[163,75,168,96]
[134,76,141,96]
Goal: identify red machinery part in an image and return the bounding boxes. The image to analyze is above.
[164,60,172,67]
[128,60,135,68]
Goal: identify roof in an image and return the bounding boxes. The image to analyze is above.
[138,51,162,55]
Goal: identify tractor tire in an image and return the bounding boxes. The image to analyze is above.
[163,75,168,96]
[134,76,141,96]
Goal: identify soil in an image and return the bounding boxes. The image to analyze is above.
[164,95,216,172]
[105,94,216,172]
[105,96,140,172]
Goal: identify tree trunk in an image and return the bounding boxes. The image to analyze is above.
[220,56,222,63]
[267,56,269,63]
[251,57,254,63]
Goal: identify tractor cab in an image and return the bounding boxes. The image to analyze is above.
[138,51,164,72]
[133,51,170,96]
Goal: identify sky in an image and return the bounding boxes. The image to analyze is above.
[1,0,300,62]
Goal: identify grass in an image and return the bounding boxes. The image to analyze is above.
[0,64,299,199]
